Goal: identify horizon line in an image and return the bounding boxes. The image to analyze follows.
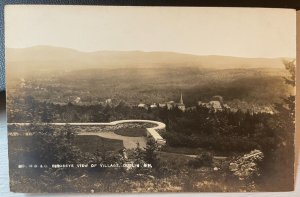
[5,45,295,60]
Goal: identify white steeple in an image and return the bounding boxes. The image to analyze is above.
[180,92,183,104]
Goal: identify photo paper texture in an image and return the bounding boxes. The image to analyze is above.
[5,6,296,192]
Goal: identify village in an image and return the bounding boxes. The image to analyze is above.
[15,77,275,117]
[137,93,274,114]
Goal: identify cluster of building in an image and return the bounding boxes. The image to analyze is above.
[138,93,187,112]
[197,96,231,112]
[138,94,231,113]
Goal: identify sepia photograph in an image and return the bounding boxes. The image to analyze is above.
[5,6,296,193]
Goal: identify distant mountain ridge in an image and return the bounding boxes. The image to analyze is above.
[6,46,291,75]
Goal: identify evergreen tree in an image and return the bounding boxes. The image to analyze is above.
[260,60,295,191]
[132,142,145,167]
[31,124,82,164]
[144,138,160,168]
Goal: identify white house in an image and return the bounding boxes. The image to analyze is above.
[138,103,148,110]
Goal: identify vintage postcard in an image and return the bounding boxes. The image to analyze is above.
[5,6,296,192]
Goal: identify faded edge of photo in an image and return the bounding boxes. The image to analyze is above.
[295,10,300,188]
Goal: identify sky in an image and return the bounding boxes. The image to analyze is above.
[4,5,296,58]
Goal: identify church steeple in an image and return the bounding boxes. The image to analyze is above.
[180,92,183,104]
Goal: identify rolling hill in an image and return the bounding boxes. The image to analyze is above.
[6,46,291,78]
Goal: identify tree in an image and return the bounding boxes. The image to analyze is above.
[260,60,295,191]
[132,142,145,168]
[31,124,82,164]
[41,103,53,122]
[144,138,160,168]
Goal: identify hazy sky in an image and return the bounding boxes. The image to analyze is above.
[5,5,296,58]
